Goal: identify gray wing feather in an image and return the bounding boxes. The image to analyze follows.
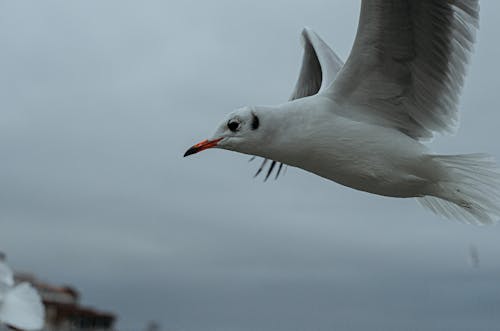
[289,27,344,101]
[329,0,479,139]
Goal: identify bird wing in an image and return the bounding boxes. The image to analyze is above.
[289,27,344,101]
[0,261,14,287]
[328,0,479,139]
[0,283,45,330]
[255,28,344,180]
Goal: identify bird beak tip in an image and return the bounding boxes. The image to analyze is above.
[183,147,198,157]
[183,138,222,158]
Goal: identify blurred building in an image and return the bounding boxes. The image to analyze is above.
[14,272,116,331]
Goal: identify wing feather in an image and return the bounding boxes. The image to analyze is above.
[329,0,479,139]
[289,27,344,100]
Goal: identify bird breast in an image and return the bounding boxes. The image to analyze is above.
[268,106,433,198]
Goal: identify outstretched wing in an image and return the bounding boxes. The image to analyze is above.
[255,28,344,180]
[329,0,479,140]
[289,27,344,100]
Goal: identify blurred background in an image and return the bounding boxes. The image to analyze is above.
[1,1,500,330]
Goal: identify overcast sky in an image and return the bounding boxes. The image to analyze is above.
[1,1,500,331]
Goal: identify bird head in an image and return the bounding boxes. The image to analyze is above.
[184,107,264,157]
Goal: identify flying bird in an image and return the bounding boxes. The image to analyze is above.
[184,0,500,224]
[0,260,44,331]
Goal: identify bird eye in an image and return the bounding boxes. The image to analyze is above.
[251,112,259,130]
[227,120,240,132]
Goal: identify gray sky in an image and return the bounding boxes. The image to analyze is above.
[1,1,500,330]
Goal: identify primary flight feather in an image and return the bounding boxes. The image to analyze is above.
[185,0,500,224]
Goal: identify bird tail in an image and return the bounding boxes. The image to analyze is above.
[417,154,500,225]
[0,283,45,330]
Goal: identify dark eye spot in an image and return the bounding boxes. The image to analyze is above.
[251,112,259,130]
[228,120,240,132]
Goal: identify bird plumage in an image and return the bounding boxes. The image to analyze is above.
[329,0,479,139]
[185,0,500,224]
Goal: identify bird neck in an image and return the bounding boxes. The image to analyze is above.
[249,98,324,164]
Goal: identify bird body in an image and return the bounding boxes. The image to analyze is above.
[245,97,431,198]
[185,0,500,224]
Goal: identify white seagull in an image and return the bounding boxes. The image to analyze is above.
[0,260,44,331]
[185,0,500,224]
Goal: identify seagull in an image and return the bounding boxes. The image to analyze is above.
[0,260,44,331]
[184,0,500,224]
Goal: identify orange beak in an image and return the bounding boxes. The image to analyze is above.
[183,138,223,157]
